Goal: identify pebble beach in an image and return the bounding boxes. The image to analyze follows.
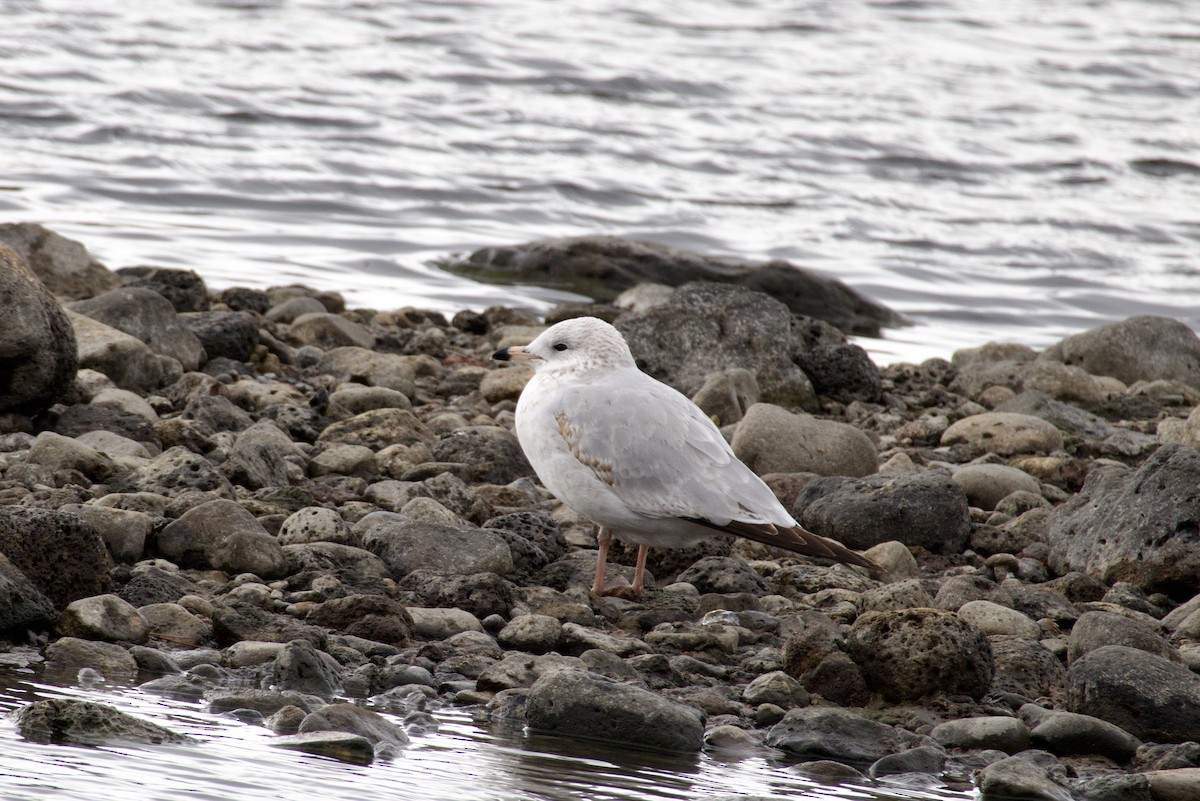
[4,222,1200,800]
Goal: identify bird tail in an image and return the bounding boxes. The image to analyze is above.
[688,518,882,576]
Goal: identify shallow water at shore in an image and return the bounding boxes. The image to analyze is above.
[0,663,975,801]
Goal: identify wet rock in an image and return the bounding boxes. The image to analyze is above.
[157,498,288,578]
[617,283,818,405]
[940,412,1064,456]
[271,640,344,698]
[208,688,324,716]
[1066,645,1200,742]
[0,222,120,300]
[0,553,56,633]
[454,236,899,335]
[44,637,138,676]
[69,287,206,371]
[952,463,1042,511]
[930,716,1029,754]
[1021,705,1141,762]
[526,669,704,752]
[765,706,924,762]
[358,514,513,578]
[793,471,970,553]
[68,310,167,391]
[1068,610,1177,665]
[1046,446,1200,593]
[178,310,259,362]
[57,594,150,643]
[0,245,78,415]
[299,702,408,746]
[846,608,994,702]
[117,266,209,313]
[11,699,190,745]
[1040,315,1200,388]
[0,507,112,607]
[732,403,876,477]
[975,751,1075,801]
[271,731,374,765]
[305,595,414,647]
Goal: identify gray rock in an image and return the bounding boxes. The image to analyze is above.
[526,669,704,752]
[265,296,325,323]
[44,637,138,676]
[221,420,300,490]
[317,408,435,450]
[1067,645,1200,742]
[870,745,947,778]
[211,600,327,649]
[157,498,288,578]
[115,446,234,498]
[952,463,1041,511]
[68,310,167,391]
[0,553,55,633]
[675,556,768,596]
[138,603,211,646]
[858,578,935,613]
[278,507,354,546]
[57,594,150,643]
[0,507,112,608]
[208,688,325,716]
[287,312,374,350]
[732,403,877,477]
[431,426,532,484]
[1022,705,1141,762]
[11,699,190,745]
[561,622,652,658]
[0,222,120,300]
[1068,610,1178,665]
[270,731,374,765]
[1040,315,1200,388]
[691,368,760,426]
[957,600,1041,639]
[765,706,924,762]
[0,245,78,415]
[298,702,408,746]
[617,283,818,405]
[476,652,583,692]
[26,431,117,483]
[358,516,512,578]
[326,386,412,418]
[975,751,1075,801]
[407,607,484,640]
[934,575,1014,611]
[793,471,970,552]
[846,608,994,702]
[741,670,809,709]
[990,636,1067,703]
[941,412,1064,455]
[1046,446,1200,593]
[1143,768,1200,801]
[271,640,343,698]
[931,716,1029,754]
[305,594,414,647]
[453,236,899,335]
[69,287,206,371]
[497,614,563,654]
[316,347,422,394]
[397,570,515,619]
[178,310,259,362]
[995,390,1116,439]
[117,265,209,313]
[308,443,378,480]
[795,341,882,404]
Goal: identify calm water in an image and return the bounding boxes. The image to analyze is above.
[2,0,1199,364]
[1,0,1195,796]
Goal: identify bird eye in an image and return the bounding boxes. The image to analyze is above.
[553,343,568,351]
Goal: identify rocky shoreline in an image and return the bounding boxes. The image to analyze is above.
[3,223,1200,799]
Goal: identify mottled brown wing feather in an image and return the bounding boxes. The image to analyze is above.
[686,518,881,575]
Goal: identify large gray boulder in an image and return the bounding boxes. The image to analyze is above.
[0,245,78,415]
[12,699,190,745]
[1067,645,1200,742]
[0,508,112,608]
[1040,315,1200,388]
[157,498,288,578]
[0,222,120,300]
[765,706,926,762]
[451,235,900,335]
[1045,445,1200,593]
[526,670,704,752]
[69,287,206,371]
[732,403,877,477]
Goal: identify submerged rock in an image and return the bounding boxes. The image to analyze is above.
[11,699,191,746]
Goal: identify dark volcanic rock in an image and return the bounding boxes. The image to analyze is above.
[450,235,899,335]
[0,222,120,300]
[1045,445,1200,593]
[117,266,209,313]
[793,471,971,553]
[1066,645,1200,743]
[431,426,532,485]
[0,553,56,633]
[1040,315,1200,388]
[306,594,414,647]
[69,287,206,371]
[156,498,288,578]
[179,310,259,362]
[12,699,190,745]
[766,706,925,762]
[0,245,78,415]
[0,508,112,609]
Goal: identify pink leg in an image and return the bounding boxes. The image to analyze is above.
[632,544,649,597]
[591,527,612,595]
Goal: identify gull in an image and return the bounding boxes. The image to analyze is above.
[492,316,879,598]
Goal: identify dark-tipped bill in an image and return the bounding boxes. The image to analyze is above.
[492,345,540,362]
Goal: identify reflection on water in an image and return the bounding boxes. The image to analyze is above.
[0,665,975,801]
